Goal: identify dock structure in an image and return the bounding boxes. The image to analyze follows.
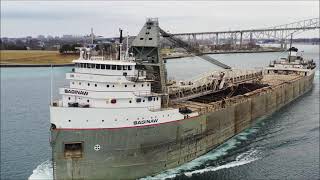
[168,69,263,102]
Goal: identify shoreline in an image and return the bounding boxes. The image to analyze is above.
[0,63,74,68]
[0,49,289,68]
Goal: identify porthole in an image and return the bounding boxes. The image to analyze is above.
[86,120,88,122]
[156,97,159,100]
[72,82,74,85]
[143,100,145,102]
[129,100,132,103]
[94,144,101,151]
[112,85,115,87]
[142,84,144,87]
[88,83,90,86]
[107,85,109,88]
[95,84,97,87]
[79,82,81,85]
[68,120,71,122]
[87,100,90,103]
[124,84,127,87]
[68,97,71,100]
[133,85,136,87]
[147,84,149,86]
[102,120,104,122]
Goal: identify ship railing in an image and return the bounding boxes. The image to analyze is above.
[134,91,157,97]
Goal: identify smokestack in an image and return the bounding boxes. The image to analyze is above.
[118,28,123,60]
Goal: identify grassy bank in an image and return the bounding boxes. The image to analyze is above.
[0,50,78,65]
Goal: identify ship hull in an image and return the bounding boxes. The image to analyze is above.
[51,73,314,180]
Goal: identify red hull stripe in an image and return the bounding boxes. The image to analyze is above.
[54,115,200,131]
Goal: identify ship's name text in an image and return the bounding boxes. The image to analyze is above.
[64,89,88,96]
[133,119,158,125]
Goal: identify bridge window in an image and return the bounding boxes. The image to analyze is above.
[123,66,127,70]
[136,98,141,103]
[96,64,100,69]
[106,65,110,69]
[85,63,88,68]
[147,27,151,30]
[128,66,132,70]
[112,65,116,70]
[117,65,122,70]
[149,38,153,40]
[101,64,105,69]
[140,38,144,40]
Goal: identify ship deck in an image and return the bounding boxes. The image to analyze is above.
[170,74,303,116]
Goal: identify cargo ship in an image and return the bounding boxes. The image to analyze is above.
[50,18,316,179]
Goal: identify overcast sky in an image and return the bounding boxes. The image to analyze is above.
[1,1,319,38]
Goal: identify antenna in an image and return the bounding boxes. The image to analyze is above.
[289,33,293,58]
[91,28,93,44]
[125,32,129,59]
[50,64,53,105]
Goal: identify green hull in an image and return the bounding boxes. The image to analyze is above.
[51,74,314,180]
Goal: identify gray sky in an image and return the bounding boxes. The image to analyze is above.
[1,1,319,38]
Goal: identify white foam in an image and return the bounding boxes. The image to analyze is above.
[184,149,260,177]
[28,160,53,180]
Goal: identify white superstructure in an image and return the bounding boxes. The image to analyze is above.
[50,46,194,129]
[266,47,316,76]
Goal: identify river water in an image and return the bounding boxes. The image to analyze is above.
[1,45,319,180]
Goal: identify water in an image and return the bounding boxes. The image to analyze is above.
[1,45,319,180]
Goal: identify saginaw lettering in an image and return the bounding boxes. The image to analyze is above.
[133,119,158,125]
[64,89,88,96]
